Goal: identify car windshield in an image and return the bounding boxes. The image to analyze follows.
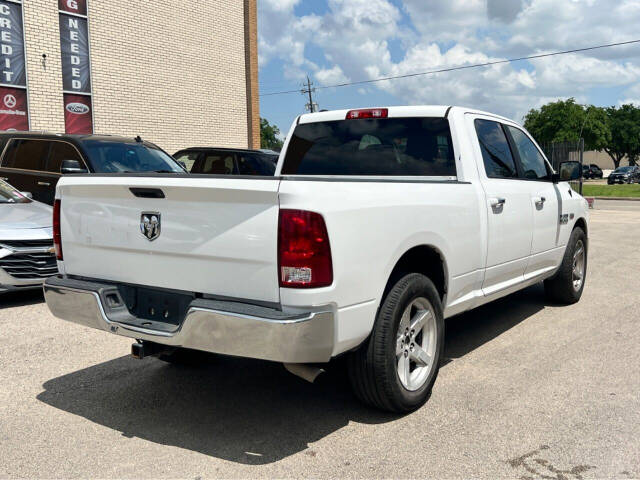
[614,167,633,173]
[82,141,184,173]
[0,180,31,204]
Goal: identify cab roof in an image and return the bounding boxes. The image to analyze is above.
[297,105,516,125]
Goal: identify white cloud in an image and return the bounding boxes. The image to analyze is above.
[259,0,640,120]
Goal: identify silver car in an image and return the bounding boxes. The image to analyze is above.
[0,180,57,293]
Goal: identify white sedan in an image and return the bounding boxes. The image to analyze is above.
[0,180,57,294]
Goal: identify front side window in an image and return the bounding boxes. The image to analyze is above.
[82,141,184,173]
[1,139,50,171]
[174,151,199,172]
[47,142,84,173]
[506,126,550,180]
[281,117,456,176]
[474,119,517,179]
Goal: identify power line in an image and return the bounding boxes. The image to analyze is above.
[260,39,640,97]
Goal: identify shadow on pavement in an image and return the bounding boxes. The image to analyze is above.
[37,284,547,464]
[0,289,44,309]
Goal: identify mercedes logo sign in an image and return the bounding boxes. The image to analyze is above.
[3,94,16,109]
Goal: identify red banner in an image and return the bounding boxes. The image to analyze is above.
[58,0,87,16]
[64,93,93,134]
[0,87,29,131]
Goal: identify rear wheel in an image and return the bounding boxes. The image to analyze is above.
[347,273,444,413]
[544,227,587,304]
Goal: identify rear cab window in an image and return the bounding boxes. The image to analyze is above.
[281,117,456,177]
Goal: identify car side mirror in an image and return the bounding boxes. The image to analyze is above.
[20,191,33,199]
[554,161,581,183]
[60,159,88,174]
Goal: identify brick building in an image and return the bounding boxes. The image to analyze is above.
[0,0,260,153]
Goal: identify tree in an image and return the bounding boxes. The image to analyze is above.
[260,117,284,151]
[604,104,640,168]
[523,99,610,151]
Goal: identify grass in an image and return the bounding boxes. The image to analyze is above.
[582,184,640,198]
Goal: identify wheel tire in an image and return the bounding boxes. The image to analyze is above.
[347,273,444,413]
[544,227,587,304]
[157,347,213,366]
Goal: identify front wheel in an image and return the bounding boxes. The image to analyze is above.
[347,273,444,413]
[544,227,587,304]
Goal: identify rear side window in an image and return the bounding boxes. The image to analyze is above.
[474,119,517,179]
[47,141,83,173]
[1,139,50,171]
[237,153,276,176]
[281,118,456,176]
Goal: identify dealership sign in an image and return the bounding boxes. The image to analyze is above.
[59,0,87,16]
[63,93,92,134]
[59,1,92,133]
[59,13,91,94]
[0,85,27,130]
[0,0,29,130]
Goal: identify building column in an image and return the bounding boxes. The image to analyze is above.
[244,0,260,149]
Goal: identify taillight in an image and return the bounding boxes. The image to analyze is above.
[278,209,332,288]
[346,108,388,120]
[53,199,62,260]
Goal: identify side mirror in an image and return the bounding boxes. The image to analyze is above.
[20,191,33,199]
[554,161,581,183]
[60,159,88,174]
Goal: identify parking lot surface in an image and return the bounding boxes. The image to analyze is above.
[1,204,639,479]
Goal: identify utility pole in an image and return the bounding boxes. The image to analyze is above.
[301,75,318,113]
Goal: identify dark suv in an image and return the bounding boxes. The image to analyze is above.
[608,166,640,184]
[583,164,603,179]
[174,147,278,176]
[0,132,184,205]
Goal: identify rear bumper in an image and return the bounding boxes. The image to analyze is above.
[43,276,335,363]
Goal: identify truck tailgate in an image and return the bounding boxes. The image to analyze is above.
[57,176,281,303]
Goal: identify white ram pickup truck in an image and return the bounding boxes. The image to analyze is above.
[44,106,588,413]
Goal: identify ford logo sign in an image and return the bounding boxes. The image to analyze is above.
[66,102,90,115]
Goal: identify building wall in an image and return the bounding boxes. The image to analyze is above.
[21,0,258,154]
[583,151,630,170]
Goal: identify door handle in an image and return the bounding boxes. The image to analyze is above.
[37,182,50,186]
[489,197,506,207]
[534,196,546,206]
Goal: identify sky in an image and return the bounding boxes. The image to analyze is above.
[258,0,640,136]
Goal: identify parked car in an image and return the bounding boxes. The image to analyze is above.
[174,147,278,176]
[0,132,185,205]
[583,164,603,179]
[43,106,589,413]
[607,166,640,184]
[0,180,57,293]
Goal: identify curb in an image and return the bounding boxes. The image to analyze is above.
[589,196,640,202]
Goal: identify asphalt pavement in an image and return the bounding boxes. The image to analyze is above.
[0,201,638,479]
